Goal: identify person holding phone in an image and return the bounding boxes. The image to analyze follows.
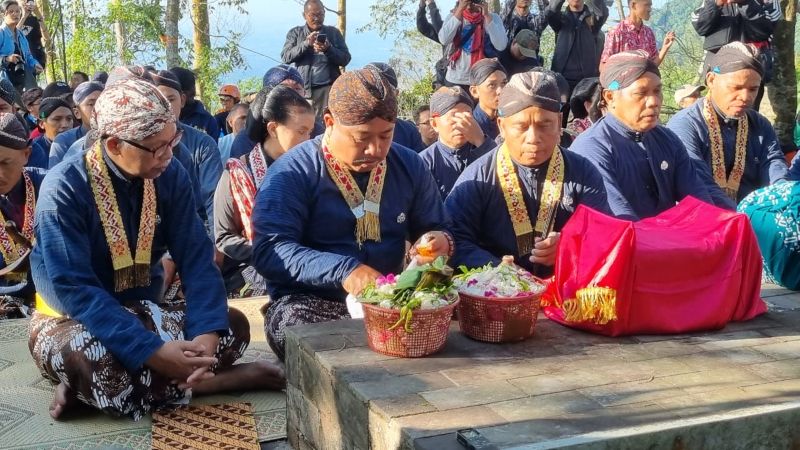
[0,0,42,95]
[281,0,351,120]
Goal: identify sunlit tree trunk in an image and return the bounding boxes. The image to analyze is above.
[164,0,180,68]
[191,0,211,103]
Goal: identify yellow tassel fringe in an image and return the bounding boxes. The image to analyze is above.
[563,286,618,325]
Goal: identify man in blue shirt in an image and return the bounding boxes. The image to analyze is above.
[170,66,219,141]
[447,70,610,278]
[667,42,787,205]
[570,50,729,220]
[29,77,283,421]
[420,86,494,197]
[48,81,103,168]
[468,58,508,141]
[251,67,453,360]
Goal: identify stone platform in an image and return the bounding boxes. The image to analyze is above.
[285,285,800,450]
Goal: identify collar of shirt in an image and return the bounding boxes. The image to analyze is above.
[102,146,143,189]
[620,18,644,32]
[605,113,648,143]
[438,140,475,166]
[707,98,741,128]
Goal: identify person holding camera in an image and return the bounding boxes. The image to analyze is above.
[0,1,42,96]
[281,0,351,120]
[19,0,45,74]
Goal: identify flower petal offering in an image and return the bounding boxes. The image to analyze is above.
[453,256,546,343]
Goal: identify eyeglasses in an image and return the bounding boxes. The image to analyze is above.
[120,130,183,159]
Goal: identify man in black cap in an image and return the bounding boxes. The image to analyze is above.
[468,58,508,141]
[48,81,103,168]
[571,50,728,220]
[420,86,494,197]
[667,42,787,205]
[170,66,220,141]
[20,85,41,136]
[365,62,426,152]
[499,29,544,76]
[446,70,610,278]
[41,81,72,106]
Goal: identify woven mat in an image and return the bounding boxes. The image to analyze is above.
[0,297,286,450]
[152,402,260,450]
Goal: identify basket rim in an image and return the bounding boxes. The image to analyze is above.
[361,297,460,315]
[457,290,544,302]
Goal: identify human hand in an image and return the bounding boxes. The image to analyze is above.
[313,40,330,53]
[306,31,319,46]
[456,0,470,16]
[452,111,486,147]
[528,232,560,267]
[663,31,676,49]
[145,340,218,381]
[5,55,21,64]
[409,231,451,265]
[34,64,43,74]
[343,264,382,295]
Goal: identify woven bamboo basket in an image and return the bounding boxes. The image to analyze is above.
[362,298,459,358]
[457,289,543,343]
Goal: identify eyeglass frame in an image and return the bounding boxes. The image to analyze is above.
[113,129,184,159]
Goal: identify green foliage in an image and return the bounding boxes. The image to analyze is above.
[397,72,435,120]
[236,76,263,100]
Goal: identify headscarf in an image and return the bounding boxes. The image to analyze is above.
[38,97,72,120]
[0,113,29,150]
[569,77,600,119]
[429,86,474,117]
[92,78,175,141]
[327,67,398,125]
[73,81,104,106]
[469,58,507,86]
[498,70,562,117]
[708,42,764,78]
[600,50,660,91]
[262,64,304,88]
[150,70,183,93]
[449,8,486,68]
[0,78,16,107]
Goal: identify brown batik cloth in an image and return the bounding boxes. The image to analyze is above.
[151,402,259,450]
[264,293,350,361]
[28,300,250,421]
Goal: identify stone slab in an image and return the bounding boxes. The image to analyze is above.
[286,284,800,449]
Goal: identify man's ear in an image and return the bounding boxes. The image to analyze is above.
[602,89,615,109]
[105,137,123,156]
[469,85,480,100]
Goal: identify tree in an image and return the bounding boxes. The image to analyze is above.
[764,0,797,152]
[191,0,212,101]
[337,0,346,38]
[111,0,127,65]
[163,0,181,68]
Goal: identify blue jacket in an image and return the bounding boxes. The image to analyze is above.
[419,139,495,198]
[0,24,39,75]
[392,119,425,152]
[31,149,228,371]
[179,122,223,236]
[48,125,88,168]
[666,98,787,204]
[180,100,219,142]
[0,167,46,299]
[28,135,50,169]
[252,137,451,302]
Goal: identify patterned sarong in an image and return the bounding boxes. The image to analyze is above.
[263,294,350,361]
[738,181,800,290]
[28,301,250,420]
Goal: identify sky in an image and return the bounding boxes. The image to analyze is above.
[215,0,397,84]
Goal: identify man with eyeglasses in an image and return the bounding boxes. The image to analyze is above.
[414,104,438,147]
[281,0,351,119]
[28,76,285,421]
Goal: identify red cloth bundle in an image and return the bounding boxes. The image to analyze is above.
[542,196,766,336]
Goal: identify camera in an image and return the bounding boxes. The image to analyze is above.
[469,0,484,4]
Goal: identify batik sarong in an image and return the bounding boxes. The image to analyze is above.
[28,300,249,420]
[263,294,350,361]
[738,181,800,291]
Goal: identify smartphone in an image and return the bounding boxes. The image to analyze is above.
[456,428,497,450]
[316,33,328,44]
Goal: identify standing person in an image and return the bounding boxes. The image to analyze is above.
[217,103,248,162]
[250,68,452,360]
[0,112,46,319]
[214,84,240,137]
[170,66,220,140]
[502,0,550,43]
[416,0,447,88]
[468,58,508,141]
[667,43,787,205]
[600,0,675,69]
[214,86,315,298]
[48,81,103,168]
[281,0,351,119]
[570,51,729,220]
[30,97,72,169]
[546,0,608,124]
[439,0,508,90]
[28,76,285,421]
[499,29,544,76]
[69,71,89,90]
[420,86,494,197]
[415,105,438,147]
[692,0,781,110]
[0,0,42,95]
[18,0,45,76]
[447,71,610,278]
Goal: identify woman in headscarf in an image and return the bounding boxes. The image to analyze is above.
[214,85,315,298]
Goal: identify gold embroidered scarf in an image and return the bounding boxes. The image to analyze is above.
[497,144,565,256]
[0,171,35,282]
[85,142,156,292]
[703,97,748,201]
[321,138,387,247]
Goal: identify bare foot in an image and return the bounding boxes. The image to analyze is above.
[49,382,81,420]
[193,360,286,395]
